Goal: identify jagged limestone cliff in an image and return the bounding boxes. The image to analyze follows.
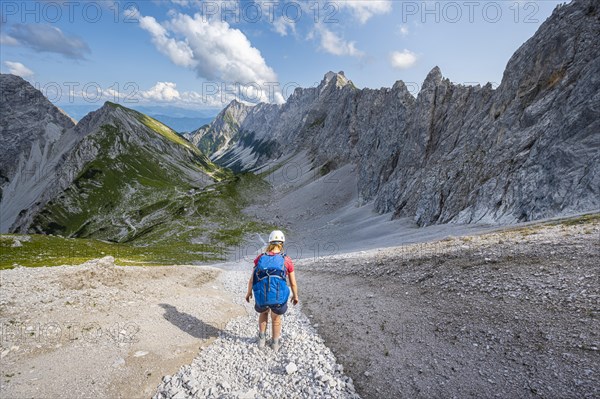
[188,0,600,226]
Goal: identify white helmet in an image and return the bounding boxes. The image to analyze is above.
[268,230,285,243]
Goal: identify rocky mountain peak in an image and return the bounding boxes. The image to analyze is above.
[496,0,598,108]
[0,73,76,125]
[0,73,76,184]
[319,71,353,91]
[391,80,407,91]
[0,74,79,232]
[422,66,443,89]
[0,73,35,99]
[73,101,131,136]
[222,99,252,122]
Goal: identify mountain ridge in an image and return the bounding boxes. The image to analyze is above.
[1,77,273,259]
[0,81,225,236]
[24,100,226,240]
[187,0,600,226]
[1,0,598,244]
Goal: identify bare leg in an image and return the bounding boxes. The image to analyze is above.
[258,310,269,334]
[271,313,282,340]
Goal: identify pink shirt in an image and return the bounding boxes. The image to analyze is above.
[253,252,295,273]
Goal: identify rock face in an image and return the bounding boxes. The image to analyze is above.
[183,100,252,156]
[188,0,600,226]
[0,74,78,232]
[374,0,600,226]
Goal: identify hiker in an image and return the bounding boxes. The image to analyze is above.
[245,230,299,352]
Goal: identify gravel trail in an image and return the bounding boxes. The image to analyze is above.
[153,265,360,399]
[298,219,600,399]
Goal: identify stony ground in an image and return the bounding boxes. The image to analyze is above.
[298,218,600,398]
[153,265,360,399]
[0,254,359,399]
[0,256,243,399]
[1,217,598,399]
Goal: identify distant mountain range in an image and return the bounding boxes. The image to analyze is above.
[59,104,217,133]
[146,114,214,133]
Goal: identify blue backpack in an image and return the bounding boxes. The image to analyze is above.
[253,253,290,307]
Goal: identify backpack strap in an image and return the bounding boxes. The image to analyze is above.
[279,253,287,278]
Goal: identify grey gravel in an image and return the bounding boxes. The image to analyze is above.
[153,266,360,399]
[298,219,600,399]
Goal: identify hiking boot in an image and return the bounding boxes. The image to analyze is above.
[258,332,266,348]
[271,338,281,353]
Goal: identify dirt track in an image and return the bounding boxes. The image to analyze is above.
[298,220,600,398]
[0,258,243,399]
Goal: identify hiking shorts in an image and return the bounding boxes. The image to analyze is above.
[255,302,288,315]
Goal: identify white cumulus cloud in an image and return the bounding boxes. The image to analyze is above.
[170,0,192,6]
[139,15,196,68]
[315,25,363,57]
[141,82,182,102]
[338,0,392,24]
[390,49,418,69]
[137,12,284,104]
[4,61,34,78]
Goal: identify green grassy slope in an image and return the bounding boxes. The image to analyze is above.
[9,104,273,268]
[107,102,201,153]
[31,123,210,239]
[1,173,273,268]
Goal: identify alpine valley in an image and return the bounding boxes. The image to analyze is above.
[1,0,599,264]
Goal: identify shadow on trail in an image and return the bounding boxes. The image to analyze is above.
[159,303,221,339]
[159,303,263,345]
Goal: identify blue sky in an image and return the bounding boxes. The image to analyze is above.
[1,0,563,115]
